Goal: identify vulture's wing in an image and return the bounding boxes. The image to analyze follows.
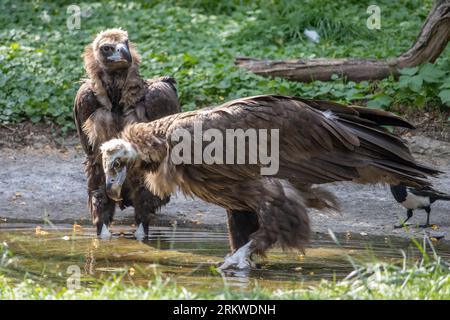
[165,95,438,188]
[73,80,100,155]
[142,76,181,120]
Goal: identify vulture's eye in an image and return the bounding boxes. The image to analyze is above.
[101,45,112,53]
[113,159,121,170]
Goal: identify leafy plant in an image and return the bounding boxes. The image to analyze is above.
[0,0,448,132]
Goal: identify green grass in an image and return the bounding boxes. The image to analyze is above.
[0,0,449,133]
[2,256,450,299]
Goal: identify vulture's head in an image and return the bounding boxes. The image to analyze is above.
[85,28,140,73]
[100,139,137,201]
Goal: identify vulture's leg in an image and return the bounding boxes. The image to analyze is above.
[90,189,115,238]
[86,158,115,238]
[132,186,170,240]
[226,209,259,251]
[219,179,310,270]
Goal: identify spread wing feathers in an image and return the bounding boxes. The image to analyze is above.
[164,95,438,188]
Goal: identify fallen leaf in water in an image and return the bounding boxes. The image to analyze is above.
[72,224,83,232]
[91,239,99,249]
[35,226,48,236]
[430,237,438,242]
[129,267,135,276]
[431,225,439,230]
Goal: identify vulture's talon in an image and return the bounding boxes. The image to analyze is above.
[134,223,147,240]
[98,224,112,239]
[217,241,254,270]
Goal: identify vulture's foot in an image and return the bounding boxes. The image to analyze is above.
[98,224,112,239]
[134,223,147,241]
[217,241,255,270]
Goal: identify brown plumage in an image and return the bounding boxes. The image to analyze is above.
[73,28,180,237]
[100,95,439,268]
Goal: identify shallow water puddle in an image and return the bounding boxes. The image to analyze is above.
[1,225,449,292]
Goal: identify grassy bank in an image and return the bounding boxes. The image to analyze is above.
[2,258,450,299]
[1,0,449,133]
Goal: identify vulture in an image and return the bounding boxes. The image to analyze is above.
[73,29,180,239]
[390,184,450,228]
[99,95,440,269]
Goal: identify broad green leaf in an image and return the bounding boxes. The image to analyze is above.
[438,89,450,104]
[439,76,450,89]
[419,63,446,83]
[407,75,423,93]
[367,94,392,109]
[398,66,418,76]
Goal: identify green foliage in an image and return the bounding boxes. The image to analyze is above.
[395,63,450,108]
[0,0,448,131]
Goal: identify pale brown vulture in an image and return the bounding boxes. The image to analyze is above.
[73,29,180,238]
[99,95,439,269]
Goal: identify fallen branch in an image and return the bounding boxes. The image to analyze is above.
[235,0,450,82]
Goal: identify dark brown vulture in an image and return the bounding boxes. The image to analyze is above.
[99,95,439,269]
[73,28,180,239]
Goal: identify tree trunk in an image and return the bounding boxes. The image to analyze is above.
[235,0,450,82]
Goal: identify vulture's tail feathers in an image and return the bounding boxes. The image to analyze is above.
[349,106,416,129]
[336,116,440,188]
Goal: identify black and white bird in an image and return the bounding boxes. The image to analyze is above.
[390,183,450,228]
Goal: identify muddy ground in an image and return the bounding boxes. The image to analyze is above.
[0,127,449,240]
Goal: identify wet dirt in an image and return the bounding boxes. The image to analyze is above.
[0,134,449,240]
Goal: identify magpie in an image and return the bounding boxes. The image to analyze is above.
[390,183,450,228]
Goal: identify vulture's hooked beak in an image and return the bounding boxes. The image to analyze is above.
[107,43,132,63]
[105,166,127,201]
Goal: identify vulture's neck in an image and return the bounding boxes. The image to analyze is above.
[100,69,129,109]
